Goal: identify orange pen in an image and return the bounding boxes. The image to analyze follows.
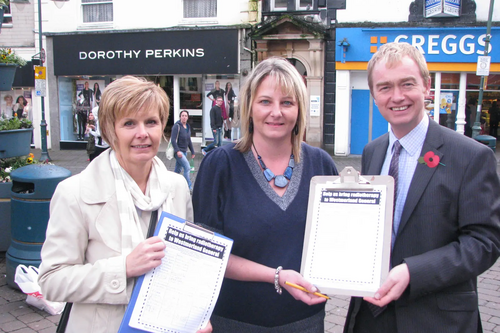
[285,281,330,300]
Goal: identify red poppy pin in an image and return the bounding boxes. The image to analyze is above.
[418,151,445,168]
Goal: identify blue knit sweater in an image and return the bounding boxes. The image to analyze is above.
[193,143,338,327]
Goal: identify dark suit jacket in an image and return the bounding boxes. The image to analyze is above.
[344,119,500,333]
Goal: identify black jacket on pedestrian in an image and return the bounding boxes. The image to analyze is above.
[210,105,223,130]
[171,121,195,155]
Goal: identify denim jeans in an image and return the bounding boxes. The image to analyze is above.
[204,127,222,153]
[174,151,192,190]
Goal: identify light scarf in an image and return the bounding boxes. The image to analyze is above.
[109,150,171,257]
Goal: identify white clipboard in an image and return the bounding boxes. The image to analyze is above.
[300,166,394,297]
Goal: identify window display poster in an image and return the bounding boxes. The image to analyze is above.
[425,91,456,118]
[73,80,106,139]
[439,92,454,115]
[310,96,320,117]
[75,80,106,110]
[1,90,32,120]
[203,79,240,142]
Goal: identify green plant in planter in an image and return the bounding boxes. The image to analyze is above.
[0,153,52,183]
[0,116,33,131]
[0,47,27,67]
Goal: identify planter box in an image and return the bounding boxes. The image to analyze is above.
[0,182,12,252]
[0,128,33,159]
[0,63,18,91]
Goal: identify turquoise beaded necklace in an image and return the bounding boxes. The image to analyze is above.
[253,143,294,188]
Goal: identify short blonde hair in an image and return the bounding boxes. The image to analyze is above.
[367,42,430,94]
[99,76,170,150]
[234,57,307,163]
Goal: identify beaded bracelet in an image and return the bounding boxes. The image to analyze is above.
[274,266,283,295]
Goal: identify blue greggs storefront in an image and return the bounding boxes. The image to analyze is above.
[333,27,500,156]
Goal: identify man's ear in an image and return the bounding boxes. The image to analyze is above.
[425,77,432,95]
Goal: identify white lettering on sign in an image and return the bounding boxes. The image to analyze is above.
[394,34,492,56]
[459,35,475,55]
[145,48,205,59]
[428,35,439,54]
[442,35,457,54]
[79,48,205,61]
[79,50,142,60]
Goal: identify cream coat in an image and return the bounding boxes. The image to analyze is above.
[38,150,193,333]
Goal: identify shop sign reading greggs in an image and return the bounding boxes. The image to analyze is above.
[336,27,499,64]
[394,34,489,55]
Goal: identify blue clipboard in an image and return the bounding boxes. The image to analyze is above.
[118,212,186,333]
[118,211,232,333]
[119,271,149,332]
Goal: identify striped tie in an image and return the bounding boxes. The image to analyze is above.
[389,140,402,203]
[367,140,402,318]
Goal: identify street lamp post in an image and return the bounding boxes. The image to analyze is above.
[10,0,67,161]
[472,0,495,139]
[36,0,50,161]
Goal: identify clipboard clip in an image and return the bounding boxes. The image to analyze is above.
[339,166,360,184]
[183,221,215,241]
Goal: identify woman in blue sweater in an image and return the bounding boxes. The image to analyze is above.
[193,57,338,332]
[171,110,195,190]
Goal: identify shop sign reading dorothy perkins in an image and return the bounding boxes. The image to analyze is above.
[78,48,205,61]
[52,29,238,76]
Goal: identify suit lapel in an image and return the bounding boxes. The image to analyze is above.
[364,135,389,175]
[397,121,444,237]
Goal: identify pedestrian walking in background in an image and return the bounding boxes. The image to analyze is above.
[489,101,499,137]
[202,96,224,155]
[85,111,96,160]
[87,103,109,161]
[224,82,237,140]
[172,109,196,190]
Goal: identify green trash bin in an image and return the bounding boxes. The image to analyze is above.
[6,164,71,290]
[474,134,496,152]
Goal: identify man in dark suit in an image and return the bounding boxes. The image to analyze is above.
[344,42,500,333]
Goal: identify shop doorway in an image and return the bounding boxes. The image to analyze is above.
[350,90,388,155]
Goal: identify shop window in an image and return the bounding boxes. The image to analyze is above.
[298,0,313,10]
[183,0,216,18]
[467,74,500,91]
[82,0,113,23]
[1,3,13,28]
[271,0,313,11]
[180,77,202,110]
[272,0,287,10]
[179,77,202,137]
[430,73,460,90]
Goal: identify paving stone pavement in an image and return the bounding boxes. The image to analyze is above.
[1,139,499,332]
